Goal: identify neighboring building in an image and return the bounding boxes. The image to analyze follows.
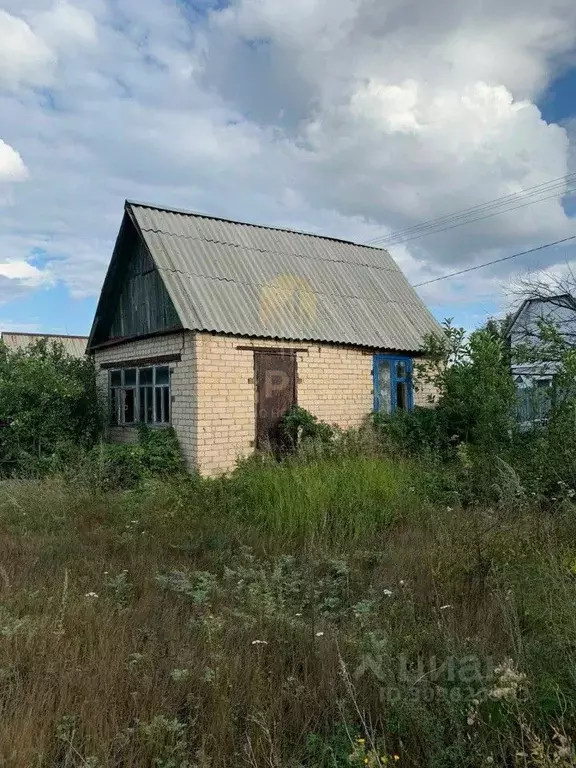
[507,294,576,426]
[0,332,88,358]
[88,200,441,475]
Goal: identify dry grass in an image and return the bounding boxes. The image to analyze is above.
[0,462,576,767]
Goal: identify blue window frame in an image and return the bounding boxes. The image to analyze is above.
[373,355,414,414]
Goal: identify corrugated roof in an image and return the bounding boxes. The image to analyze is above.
[1,332,88,358]
[120,201,441,351]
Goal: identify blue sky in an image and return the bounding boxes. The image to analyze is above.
[1,0,576,337]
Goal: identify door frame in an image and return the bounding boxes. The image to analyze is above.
[253,349,298,449]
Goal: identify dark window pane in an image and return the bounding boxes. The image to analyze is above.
[396,360,407,379]
[140,367,153,385]
[155,366,169,385]
[139,387,145,422]
[110,371,121,387]
[396,381,408,410]
[124,368,137,386]
[110,388,117,424]
[163,387,170,423]
[146,388,153,422]
[124,389,135,423]
[155,387,162,423]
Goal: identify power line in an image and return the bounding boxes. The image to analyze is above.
[412,234,576,288]
[367,172,576,247]
[380,185,576,248]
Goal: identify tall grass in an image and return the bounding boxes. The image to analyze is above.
[0,457,576,766]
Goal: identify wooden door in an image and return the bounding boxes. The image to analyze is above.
[255,352,297,451]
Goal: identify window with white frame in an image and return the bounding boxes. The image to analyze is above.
[109,365,171,426]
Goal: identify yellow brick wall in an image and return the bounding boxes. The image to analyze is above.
[194,333,374,476]
[413,359,440,407]
[93,331,439,477]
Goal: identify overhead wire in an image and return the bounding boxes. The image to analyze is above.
[411,234,576,288]
[366,172,576,247]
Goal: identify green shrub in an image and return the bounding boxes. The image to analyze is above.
[279,406,335,452]
[90,426,185,490]
[0,338,101,476]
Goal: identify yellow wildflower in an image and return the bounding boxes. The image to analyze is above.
[364,759,369,765]
[393,756,400,762]
[357,738,365,744]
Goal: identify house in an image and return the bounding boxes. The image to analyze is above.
[0,332,88,358]
[88,200,441,475]
[507,294,576,426]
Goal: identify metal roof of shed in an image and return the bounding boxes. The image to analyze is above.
[95,201,441,352]
[1,332,88,357]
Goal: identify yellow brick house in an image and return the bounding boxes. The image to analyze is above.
[88,201,440,475]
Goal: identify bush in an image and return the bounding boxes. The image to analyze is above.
[91,426,185,490]
[0,338,101,476]
[278,406,336,452]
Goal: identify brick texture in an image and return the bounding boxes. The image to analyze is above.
[196,334,369,476]
[94,331,439,477]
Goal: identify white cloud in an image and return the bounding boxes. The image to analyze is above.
[0,140,28,181]
[0,0,575,325]
[0,260,46,282]
[0,9,55,88]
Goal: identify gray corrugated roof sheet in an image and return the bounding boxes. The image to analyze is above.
[123,201,440,352]
[1,333,88,357]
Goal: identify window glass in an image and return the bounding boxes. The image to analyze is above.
[109,364,172,426]
[374,356,412,414]
[396,381,408,410]
[124,368,137,386]
[162,388,170,423]
[155,387,163,423]
[155,366,169,385]
[124,389,135,423]
[396,360,407,379]
[377,360,392,414]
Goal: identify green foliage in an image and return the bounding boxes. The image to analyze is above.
[0,339,101,475]
[278,405,335,451]
[91,426,185,490]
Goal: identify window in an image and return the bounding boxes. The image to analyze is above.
[373,355,413,414]
[109,365,171,425]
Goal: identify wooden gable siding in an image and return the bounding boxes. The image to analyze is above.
[105,226,181,342]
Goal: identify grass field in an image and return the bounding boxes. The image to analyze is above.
[1,456,576,767]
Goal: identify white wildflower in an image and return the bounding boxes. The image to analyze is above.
[251,640,268,645]
[399,580,405,586]
[295,612,303,617]
[85,592,99,599]
[439,604,452,610]
[383,589,393,597]
[315,631,324,637]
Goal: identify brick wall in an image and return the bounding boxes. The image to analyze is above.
[413,359,441,407]
[194,333,374,476]
[92,332,198,470]
[93,331,439,477]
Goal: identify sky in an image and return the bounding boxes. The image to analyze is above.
[1,0,576,336]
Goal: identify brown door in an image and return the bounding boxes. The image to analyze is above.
[255,352,297,451]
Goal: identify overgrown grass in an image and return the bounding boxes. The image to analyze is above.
[1,456,576,766]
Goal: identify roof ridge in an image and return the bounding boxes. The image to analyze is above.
[1,331,88,339]
[125,199,388,252]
